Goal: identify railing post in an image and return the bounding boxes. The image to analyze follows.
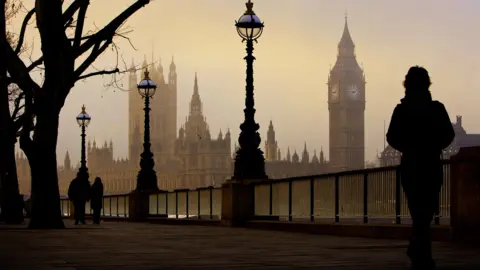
[101,198,104,216]
[434,201,440,225]
[109,197,112,217]
[268,183,273,216]
[310,178,315,222]
[288,179,292,222]
[175,190,179,219]
[434,163,445,226]
[334,175,340,223]
[156,193,159,216]
[395,167,402,225]
[363,172,368,224]
[197,189,201,219]
[209,186,213,220]
[165,192,169,217]
[124,195,127,217]
[186,191,189,219]
[116,196,119,217]
[251,184,256,217]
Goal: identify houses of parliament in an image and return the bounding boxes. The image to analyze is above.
[15,17,367,196]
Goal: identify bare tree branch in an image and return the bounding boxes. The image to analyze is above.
[73,1,89,49]
[61,0,87,25]
[78,67,119,80]
[15,8,34,54]
[27,56,44,72]
[11,91,24,119]
[4,42,40,96]
[73,39,112,79]
[74,0,150,59]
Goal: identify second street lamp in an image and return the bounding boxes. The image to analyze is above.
[76,105,91,182]
[233,0,267,180]
[136,69,158,192]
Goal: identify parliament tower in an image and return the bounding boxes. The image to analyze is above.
[327,16,366,171]
[128,56,177,165]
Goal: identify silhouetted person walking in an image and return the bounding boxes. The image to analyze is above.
[90,177,104,224]
[387,66,455,269]
[68,172,91,225]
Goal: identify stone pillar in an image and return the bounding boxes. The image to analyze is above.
[221,179,254,227]
[128,190,150,222]
[450,146,480,244]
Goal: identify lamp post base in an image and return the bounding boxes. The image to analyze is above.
[233,147,267,180]
[128,190,149,222]
[136,168,159,193]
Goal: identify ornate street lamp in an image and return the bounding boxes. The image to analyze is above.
[76,105,91,181]
[136,69,158,192]
[233,0,267,180]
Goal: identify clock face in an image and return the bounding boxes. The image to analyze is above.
[347,84,360,100]
[331,84,339,102]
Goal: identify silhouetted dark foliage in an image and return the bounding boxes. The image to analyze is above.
[387,66,455,269]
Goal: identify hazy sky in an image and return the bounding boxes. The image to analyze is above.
[12,0,480,166]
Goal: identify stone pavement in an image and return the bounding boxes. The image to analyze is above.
[0,220,479,270]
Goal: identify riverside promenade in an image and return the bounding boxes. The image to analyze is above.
[0,220,479,269]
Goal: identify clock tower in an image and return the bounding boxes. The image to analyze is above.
[327,16,366,171]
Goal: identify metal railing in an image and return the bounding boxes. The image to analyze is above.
[59,187,223,220]
[148,186,222,219]
[251,161,451,225]
[60,193,130,218]
[58,161,452,226]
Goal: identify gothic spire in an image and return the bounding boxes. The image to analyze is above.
[157,58,165,84]
[267,120,275,142]
[142,54,148,70]
[194,72,199,95]
[64,150,71,169]
[338,15,355,56]
[302,142,309,163]
[170,55,176,71]
[189,72,202,116]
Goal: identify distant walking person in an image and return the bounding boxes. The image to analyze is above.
[68,172,91,225]
[90,177,104,224]
[387,66,455,269]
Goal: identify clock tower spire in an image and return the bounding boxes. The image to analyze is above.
[327,16,366,171]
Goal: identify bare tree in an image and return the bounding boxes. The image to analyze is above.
[0,0,26,225]
[2,0,151,229]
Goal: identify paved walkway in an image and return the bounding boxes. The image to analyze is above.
[0,220,479,269]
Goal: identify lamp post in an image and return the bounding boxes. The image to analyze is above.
[233,0,267,180]
[76,105,91,181]
[136,69,158,192]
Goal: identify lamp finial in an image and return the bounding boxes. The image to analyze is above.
[245,0,254,14]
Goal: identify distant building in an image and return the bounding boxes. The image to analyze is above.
[327,16,366,171]
[263,120,330,178]
[17,18,372,195]
[15,59,332,195]
[379,115,480,166]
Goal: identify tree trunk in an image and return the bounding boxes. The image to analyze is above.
[25,111,64,229]
[0,0,23,224]
[0,138,24,224]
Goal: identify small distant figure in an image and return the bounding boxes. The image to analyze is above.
[68,172,91,225]
[387,66,455,270]
[90,177,104,225]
